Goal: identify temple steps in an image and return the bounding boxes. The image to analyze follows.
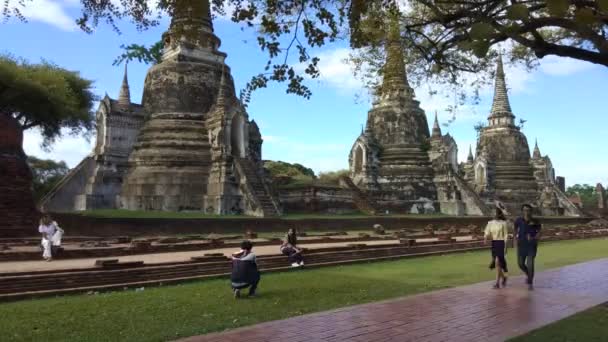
[2,230,605,301]
[235,158,281,216]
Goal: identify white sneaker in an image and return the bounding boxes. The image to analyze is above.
[299,261,304,266]
[291,263,300,267]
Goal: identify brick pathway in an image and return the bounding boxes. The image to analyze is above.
[177,258,608,342]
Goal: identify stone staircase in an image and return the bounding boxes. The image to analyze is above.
[451,172,492,216]
[235,158,281,216]
[493,162,537,188]
[2,228,606,301]
[339,176,379,215]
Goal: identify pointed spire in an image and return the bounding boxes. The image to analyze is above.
[467,145,474,163]
[380,9,413,98]
[533,139,541,159]
[117,63,131,108]
[431,111,442,138]
[489,54,514,121]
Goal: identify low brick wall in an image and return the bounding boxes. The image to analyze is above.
[7,213,592,238]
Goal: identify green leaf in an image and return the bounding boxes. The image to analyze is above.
[506,4,529,20]
[469,22,495,40]
[471,40,491,58]
[546,0,570,17]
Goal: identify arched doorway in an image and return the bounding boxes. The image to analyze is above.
[231,115,245,158]
[354,145,364,173]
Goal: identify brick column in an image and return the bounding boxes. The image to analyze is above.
[0,115,39,237]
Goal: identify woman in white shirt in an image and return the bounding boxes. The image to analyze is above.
[484,208,510,289]
[38,214,64,261]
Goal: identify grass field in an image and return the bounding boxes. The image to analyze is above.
[510,303,608,342]
[1,238,606,342]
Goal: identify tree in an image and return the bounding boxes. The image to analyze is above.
[27,156,70,202]
[317,169,350,185]
[0,55,96,149]
[566,183,599,208]
[3,0,607,104]
[264,160,315,179]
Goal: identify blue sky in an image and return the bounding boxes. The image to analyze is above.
[2,0,607,187]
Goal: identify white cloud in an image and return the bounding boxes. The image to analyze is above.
[539,55,597,76]
[23,128,93,168]
[262,135,283,142]
[18,0,77,31]
[294,48,365,96]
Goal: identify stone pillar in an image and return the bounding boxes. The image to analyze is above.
[0,115,39,237]
[596,183,606,209]
[556,176,566,192]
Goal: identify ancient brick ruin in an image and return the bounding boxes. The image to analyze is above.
[348,18,580,216]
[0,115,39,237]
[40,4,581,217]
[41,0,280,216]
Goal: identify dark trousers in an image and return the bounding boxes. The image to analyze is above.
[232,279,259,295]
[283,249,304,264]
[518,255,536,284]
[517,241,538,284]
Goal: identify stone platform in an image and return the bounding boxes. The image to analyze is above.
[1,227,606,301]
[177,258,608,342]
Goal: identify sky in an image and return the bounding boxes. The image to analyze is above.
[2,0,607,187]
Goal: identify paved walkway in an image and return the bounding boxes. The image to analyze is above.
[0,236,474,273]
[177,258,608,342]
[0,239,402,273]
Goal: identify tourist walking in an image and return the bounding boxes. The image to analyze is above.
[230,240,261,298]
[38,214,64,261]
[280,228,304,267]
[484,207,510,289]
[514,204,542,290]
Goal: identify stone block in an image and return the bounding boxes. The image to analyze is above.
[95,259,119,267]
[373,224,386,235]
[400,239,416,247]
[244,230,258,239]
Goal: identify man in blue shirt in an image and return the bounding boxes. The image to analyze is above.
[514,204,541,290]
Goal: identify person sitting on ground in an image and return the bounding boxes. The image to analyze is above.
[280,228,304,267]
[230,240,260,298]
[38,214,64,261]
[484,206,510,289]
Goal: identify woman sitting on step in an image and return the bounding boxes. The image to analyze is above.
[230,240,261,298]
[38,214,64,262]
[280,228,304,267]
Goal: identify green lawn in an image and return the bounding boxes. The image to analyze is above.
[1,238,606,342]
[510,303,608,342]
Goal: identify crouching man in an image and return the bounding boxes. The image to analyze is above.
[230,240,260,298]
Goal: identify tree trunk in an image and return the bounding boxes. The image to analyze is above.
[0,114,40,237]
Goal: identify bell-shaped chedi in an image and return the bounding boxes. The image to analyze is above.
[348,11,436,212]
[471,55,538,207]
[468,56,581,215]
[0,114,39,237]
[120,0,280,215]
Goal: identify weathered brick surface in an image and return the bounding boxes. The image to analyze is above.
[177,258,608,342]
[0,115,39,238]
